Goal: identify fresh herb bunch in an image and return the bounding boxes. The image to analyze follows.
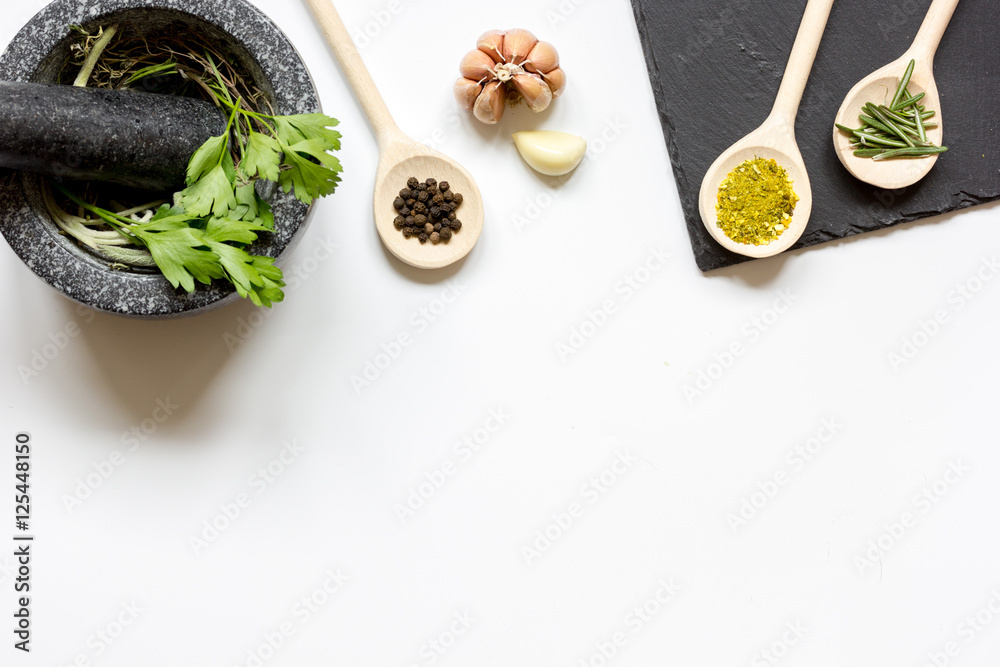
[836,59,948,161]
[51,24,343,307]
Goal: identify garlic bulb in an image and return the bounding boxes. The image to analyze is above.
[453,29,566,125]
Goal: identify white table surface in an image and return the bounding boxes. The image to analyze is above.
[3,1,999,665]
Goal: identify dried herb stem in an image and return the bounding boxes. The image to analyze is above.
[72,25,118,87]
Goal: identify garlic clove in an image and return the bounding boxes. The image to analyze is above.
[501,29,538,65]
[454,77,483,111]
[511,73,553,113]
[473,81,506,125]
[477,30,506,63]
[513,131,588,176]
[460,49,497,83]
[524,41,559,75]
[541,67,567,98]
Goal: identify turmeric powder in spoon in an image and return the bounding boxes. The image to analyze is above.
[715,157,800,246]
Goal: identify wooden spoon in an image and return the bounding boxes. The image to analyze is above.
[699,0,834,259]
[832,0,959,189]
[305,0,483,269]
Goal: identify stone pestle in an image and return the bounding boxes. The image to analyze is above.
[0,82,227,191]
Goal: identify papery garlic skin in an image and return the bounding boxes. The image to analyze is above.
[501,29,537,65]
[477,30,506,63]
[511,73,553,113]
[454,77,483,111]
[525,41,559,75]
[460,49,496,82]
[457,29,566,124]
[474,81,506,125]
[513,131,587,176]
[542,68,567,98]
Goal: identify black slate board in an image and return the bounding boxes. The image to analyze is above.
[630,0,999,271]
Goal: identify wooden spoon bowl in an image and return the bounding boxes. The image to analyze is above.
[833,59,944,189]
[699,126,813,259]
[306,0,483,270]
[374,148,483,269]
[698,0,832,259]
[832,0,958,189]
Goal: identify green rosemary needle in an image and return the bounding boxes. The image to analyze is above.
[836,58,946,161]
[889,59,915,109]
[871,146,948,160]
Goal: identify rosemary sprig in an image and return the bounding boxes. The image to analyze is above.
[837,59,948,161]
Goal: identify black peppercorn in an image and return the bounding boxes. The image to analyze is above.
[394,176,464,245]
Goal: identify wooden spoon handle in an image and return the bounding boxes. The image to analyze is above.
[770,0,836,122]
[304,0,401,144]
[910,0,960,63]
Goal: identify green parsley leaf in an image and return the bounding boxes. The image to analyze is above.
[245,256,286,308]
[241,131,282,182]
[180,162,237,218]
[185,134,229,185]
[273,114,341,150]
[128,214,225,292]
[278,138,343,205]
[233,181,275,230]
[203,215,265,245]
[123,207,283,304]
[201,217,284,305]
[204,240,263,296]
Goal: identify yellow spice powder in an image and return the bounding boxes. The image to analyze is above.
[716,157,799,246]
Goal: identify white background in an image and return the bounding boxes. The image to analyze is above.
[3,1,1000,666]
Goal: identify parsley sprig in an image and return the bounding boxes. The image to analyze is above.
[61,52,343,308]
[59,186,286,307]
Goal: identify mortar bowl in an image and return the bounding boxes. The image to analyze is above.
[0,0,320,318]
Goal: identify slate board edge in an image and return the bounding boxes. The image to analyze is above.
[628,0,1000,274]
[628,0,708,268]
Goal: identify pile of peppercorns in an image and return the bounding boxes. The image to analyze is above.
[393,177,464,244]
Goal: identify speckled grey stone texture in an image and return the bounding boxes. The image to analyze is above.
[0,82,226,190]
[0,0,321,318]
